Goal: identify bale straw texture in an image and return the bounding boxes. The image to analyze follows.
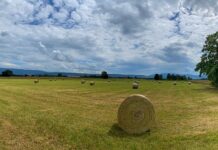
[118,94,155,134]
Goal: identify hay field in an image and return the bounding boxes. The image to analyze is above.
[0,78,218,150]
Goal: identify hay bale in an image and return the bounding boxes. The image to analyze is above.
[132,82,139,89]
[118,94,155,134]
[90,81,95,86]
[34,79,39,84]
[173,82,177,85]
[81,80,86,84]
[188,82,192,85]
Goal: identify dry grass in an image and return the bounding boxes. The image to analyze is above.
[0,78,218,149]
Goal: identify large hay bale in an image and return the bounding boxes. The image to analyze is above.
[81,80,86,84]
[188,82,192,85]
[173,82,177,85]
[34,79,39,84]
[90,81,95,86]
[118,94,155,134]
[132,82,139,89]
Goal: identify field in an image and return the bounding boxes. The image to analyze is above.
[0,78,218,150]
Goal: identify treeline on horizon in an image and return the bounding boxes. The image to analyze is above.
[0,69,197,80]
[154,73,192,80]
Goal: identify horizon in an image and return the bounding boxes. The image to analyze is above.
[0,67,204,77]
[1,0,218,75]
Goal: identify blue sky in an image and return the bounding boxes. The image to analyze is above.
[0,0,218,75]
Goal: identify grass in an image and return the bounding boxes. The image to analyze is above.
[0,78,218,150]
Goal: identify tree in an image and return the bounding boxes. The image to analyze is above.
[57,73,62,77]
[101,71,109,79]
[2,70,13,77]
[154,74,160,80]
[195,31,218,87]
[167,73,171,80]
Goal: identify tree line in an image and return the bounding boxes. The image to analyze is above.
[154,74,192,80]
[0,70,109,79]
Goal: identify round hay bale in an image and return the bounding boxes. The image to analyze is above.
[132,82,139,89]
[173,82,177,85]
[118,94,155,134]
[34,79,39,84]
[90,81,95,86]
[188,82,192,85]
[81,80,86,84]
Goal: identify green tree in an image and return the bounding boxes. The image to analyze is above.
[57,73,62,77]
[101,71,109,79]
[195,31,218,87]
[154,74,160,80]
[167,73,171,80]
[2,70,13,77]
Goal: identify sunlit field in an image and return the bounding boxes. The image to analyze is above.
[0,78,218,150]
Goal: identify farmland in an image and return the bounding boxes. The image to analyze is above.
[0,78,218,150]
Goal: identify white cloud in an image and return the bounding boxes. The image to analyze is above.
[0,0,218,74]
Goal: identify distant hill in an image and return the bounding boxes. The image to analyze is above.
[0,68,207,79]
[0,68,147,78]
[0,68,86,77]
[0,68,46,75]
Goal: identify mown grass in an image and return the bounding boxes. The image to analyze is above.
[0,78,218,150]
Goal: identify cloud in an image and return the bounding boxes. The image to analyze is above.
[96,0,152,35]
[0,0,218,75]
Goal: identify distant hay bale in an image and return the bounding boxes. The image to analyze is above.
[90,81,95,86]
[81,80,86,84]
[188,82,192,85]
[34,79,39,84]
[132,82,139,89]
[118,94,155,134]
[173,82,177,85]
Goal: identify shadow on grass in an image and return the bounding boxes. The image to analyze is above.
[108,123,151,138]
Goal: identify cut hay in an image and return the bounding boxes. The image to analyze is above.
[81,80,86,84]
[90,81,95,86]
[118,94,155,134]
[132,82,139,89]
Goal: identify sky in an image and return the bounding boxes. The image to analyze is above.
[0,0,218,75]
